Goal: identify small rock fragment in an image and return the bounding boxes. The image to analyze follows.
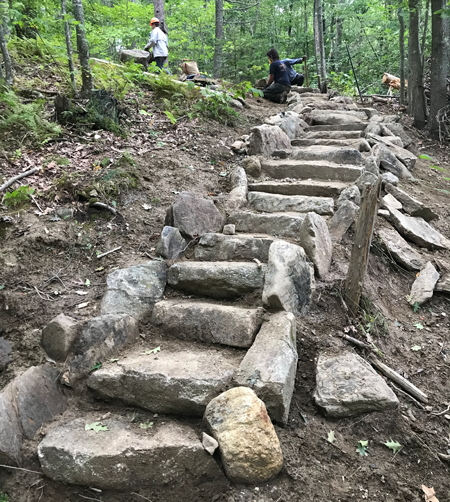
[223,224,236,235]
[155,226,188,260]
[202,432,219,455]
[336,186,361,208]
[408,262,440,306]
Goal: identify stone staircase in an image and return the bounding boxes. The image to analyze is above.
[2,89,449,498]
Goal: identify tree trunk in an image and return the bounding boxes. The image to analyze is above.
[0,0,8,37]
[0,20,13,85]
[428,0,450,138]
[213,0,224,78]
[335,0,342,71]
[314,0,327,86]
[421,0,430,68]
[153,0,166,31]
[73,0,92,98]
[408,0,426,128]
[398,7,406,105]
[61,0,77,93]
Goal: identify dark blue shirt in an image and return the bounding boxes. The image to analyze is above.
[269,60,291,87]
[281,58,303,81]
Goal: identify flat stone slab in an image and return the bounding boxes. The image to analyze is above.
[408,262,440,306]
[87,347,242,416]
[377,226,423,271]
[314,352,399,417]
[204,387,283,484]
[436,273,450,294]
[303,130,362,140]
[299,212,332,278]
[385,183,439,221]
[262,159,363,182]
[101,261,167,320]
[328,200,359,243]
[248,192,334,216]
[387,207,450,250]
[168,261,266,299]
[194,233,274,262]
[38,418,228,492]
[291,145,363,165]
[308,124,366,132]
[228,212,306,238]
[292,138,369,152]
[249,180,349,197]
[152,300,263,348]
[310,111,366,126]
[262,240,314,316]
[233,312,297,424]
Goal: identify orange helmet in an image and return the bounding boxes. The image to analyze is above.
[150,17,160,25]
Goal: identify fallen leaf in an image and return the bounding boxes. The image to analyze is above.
[77,302,89,309]
[75,290,88,295]
[139,421,153,429]
[141,346,161,355]
[85,422,109,433]
[422,485,439,502]
[411,345,422,351]
[384,440,403,453]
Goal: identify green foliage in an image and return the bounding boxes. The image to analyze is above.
[3,185,35,208]
[328,71,357,96]
[193,87,239,125]
[357,440,369,456]
[89,362,102,372]
[139,421,154,429]
[384,440,403,453]
[85,422,109,433]
[0,493,8,502]
[141,346,161,355]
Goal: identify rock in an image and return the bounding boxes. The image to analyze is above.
[364,156,380,176]
[233,312,297,424]
[119,49,151,68]
[265,111,305,139]
[230,166,247,189]
[408,262,440,306]
[384,122,413,148]
[336,186,361,208]
[231,140,246,152]
[377,226,423,271]
[152,300,263,348]
[373,144,413,179]
[202,432,219,455]
[366,133,403,148]
[314,352,399,417]
[310,110,366,125]
[262,240,314,316]
[384,183,439,221]
[291,145,363,165]
[226,186,248,212]
[387,144,417,170]
[0,384,22,464]
[38,418,228,493]
[378,209,390,218]
[355,171,378,193]
[41,314,80,362]
[223,223,235,235]
[69,314,138,378]
[166,192,225,238]
[0,337,12,371]
[358,107,379,119]
[299,213,332,278]
[195,233,274,262]
[370,115,400,123]
[381,193,402,211]
[271,149,291,159]
[436,274,450,294]
[204,387,283,484]
[382,172,399,186]
[243,156,262,177]
[248,192,334,215]
[305,130,362,140]
[168,262,266,299]
[328,200,359,243]
[386,207,450,250]
[87,347,242,416]
[248,124,291,158]
[14,366,67,439]
[249,180,349,197]
[101,261,167,320]
[230,98,244,109]
[228,211,306,238]
[365,122,382,136]
[155,226,188,260]
[291,138,370,152]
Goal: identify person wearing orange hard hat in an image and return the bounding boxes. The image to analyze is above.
[144,17,168,71]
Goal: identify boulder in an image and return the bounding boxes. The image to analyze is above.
[354,171,378,194]
[228,211,306,238]
[305,130,362,140]
[231,140,246,152]
[328,200,359,243]
[38,418,228,493]
[152,300,263,348]
[87,347,242,416]
[388,144,417,170]
[243,156,262,177]
[195,233,274,262]
[372,144,413,179]
[386,207,450,250]
[248,180,349,197]
[365,122,382,136]
[0,337,12,371]
[223,223,235,235]
[384,183,439,221]
[262,240,314,316]
[168,261,266,299]
[381,193,402,211]
[248,124,291,158]
[248,192,334,215]
[230,166,247,190]
[119,49,152,69]
[377,226,423,271]
[204,387,283,484]
[41,313,80,362]
[233,312,297,424]
[299,212,332,278]
[366,133,403,148]
[314,352,399,417]
[384,122,413,147]
[101,261,167,320]
[226,186,248,212]
[336,186,361,208]
[265,111,305,139]
[165,192,225,238]
[291,145,363,166]
[69,314,138,378]
[408,262,440,306]
[364,156,380,176]
[155,226,188,260]
[382,172,399,186]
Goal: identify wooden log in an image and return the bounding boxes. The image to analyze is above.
[382,72,408,90]
[344,176,382,317]
[369,355,428,403]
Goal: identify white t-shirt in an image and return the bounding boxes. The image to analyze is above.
[148,27,168,57]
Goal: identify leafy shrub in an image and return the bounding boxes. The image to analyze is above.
[3,185,35,208]
[193,88,239,125]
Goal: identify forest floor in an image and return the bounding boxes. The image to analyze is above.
[1,62,450,502]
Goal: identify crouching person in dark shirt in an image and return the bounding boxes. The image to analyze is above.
[263,48,291,104]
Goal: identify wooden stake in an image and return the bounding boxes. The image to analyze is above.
[304,58,309,87]
[344,176,381,317]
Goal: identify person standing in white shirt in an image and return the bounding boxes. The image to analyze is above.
[144,17,168,71]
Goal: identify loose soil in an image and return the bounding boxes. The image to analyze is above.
[1,83,450,502]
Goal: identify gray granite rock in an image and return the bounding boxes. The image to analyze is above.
[226,186,248,212]
[370,115,400,123]
[377,226,423,271]
[384,183,439,221]
[381,193,402,211]
[365,122,382,136]
[233,312,297,424]
[202,432,219,455]
[156,226,188,260]
[366,133,403,148]
[248,124,291,158]
[372,144,413,179]
[364,155,380,176]
[336,186,361,208]
[41,314,80,362]
[328,200,359,243]
[382,172,399,186]
[248,191,334,215]
[314,352,399,417]
[223,223,235,235]
[265,111,305,139]
[355,171,379,193]
[310,111,366,125]
[408,262,440,306]
[230,166,247,189]
[291,145,363,165]
[228,212,305,238]
[299,212,332,278]
[384,122,413,147]
[0,337,12,371]
[243,156,262,177]
[387,144,417,170]
[436,273,450,294]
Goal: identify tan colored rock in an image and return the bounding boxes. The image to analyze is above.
[204,387,283,484]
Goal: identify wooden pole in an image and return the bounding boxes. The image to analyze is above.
[304,58,309,87]
[344,176,382,317]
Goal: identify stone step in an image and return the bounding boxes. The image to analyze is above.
[310,110,368,125]
[228,212,305,238]
[248,192,334,216]
[262,159,363,182]
[152,300,263,348]
[303,130,363,140]
[308,124,366,132]
[168,261,266,299]
[248,180,349,197]
[291,145,363,165]
[194,233,274,262]
[38,416,227,493]
[87,346,243,416]
[291,138,370,152]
